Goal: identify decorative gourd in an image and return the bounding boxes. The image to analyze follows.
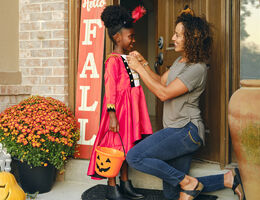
[0,172,26,200]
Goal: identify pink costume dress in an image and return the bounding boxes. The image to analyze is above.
[87,53,153,178]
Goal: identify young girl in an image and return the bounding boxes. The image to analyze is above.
[87,5,152,200]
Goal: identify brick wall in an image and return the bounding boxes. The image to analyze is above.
[19,0,69,104]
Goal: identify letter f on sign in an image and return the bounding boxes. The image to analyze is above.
[82,19,102,45]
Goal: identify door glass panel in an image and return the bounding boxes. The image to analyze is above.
[240,0,260,79]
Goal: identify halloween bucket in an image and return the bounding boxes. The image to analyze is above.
[95,132,126,178]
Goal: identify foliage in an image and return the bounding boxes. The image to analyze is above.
[0,96,79,170]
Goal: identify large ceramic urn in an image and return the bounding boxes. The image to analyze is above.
[228,80,260,200]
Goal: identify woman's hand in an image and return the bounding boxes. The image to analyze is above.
[109,112,119,133]
[129,51,147,64]
[126,55,143,72]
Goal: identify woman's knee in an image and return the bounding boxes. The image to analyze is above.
[126,147,141,167]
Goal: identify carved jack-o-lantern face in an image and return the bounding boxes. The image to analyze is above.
[96,154,112,174]
[0,184,9,200]
[0,172,26,200]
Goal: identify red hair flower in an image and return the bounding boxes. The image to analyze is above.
[132,5,146,23]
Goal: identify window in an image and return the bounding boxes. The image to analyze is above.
[240,0,260,79]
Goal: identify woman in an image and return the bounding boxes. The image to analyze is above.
[126,8,245,200]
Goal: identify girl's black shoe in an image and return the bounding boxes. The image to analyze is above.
[106,184,130,200]
[120,179,144,199]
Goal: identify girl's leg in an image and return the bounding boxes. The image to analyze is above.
[120,161,128,181]
[120,161,144,199]
[108,177,116,186]
[126,122,201,188]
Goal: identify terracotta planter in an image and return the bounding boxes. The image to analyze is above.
[228,80,260,200]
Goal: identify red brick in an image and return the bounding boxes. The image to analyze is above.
[42,58,68,67]
[20,50,31,58]
[42,21,68,30]
[53,30,68,39]
[52,67,68,76]
[52,12,68,20]
[41,77,67,85]
[20,41,41,49]
[20,32,30,40]
[20,22,40,31]
[52,49,68,57]
[30,12,52,21]
[42,40,66,48]
[30,31,52,40]
[30,68,52,76]
[20,4,41,13]
[42,3,68,12]
[20,59,41,67]
[22,77,42,85]
[31,50,52,57]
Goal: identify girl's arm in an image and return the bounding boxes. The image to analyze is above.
[127,55,188,102]
[105,56,120,133]
[109,112,119,133]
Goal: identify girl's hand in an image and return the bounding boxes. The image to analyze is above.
[126,55,143,72]
[109,112,119,133]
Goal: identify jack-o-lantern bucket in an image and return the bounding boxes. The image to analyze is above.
[95,132,126,178]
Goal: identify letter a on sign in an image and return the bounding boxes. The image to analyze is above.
[75,1,106,159]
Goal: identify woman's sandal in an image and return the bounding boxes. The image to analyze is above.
[180,182,204,200]
[232,168,246,200]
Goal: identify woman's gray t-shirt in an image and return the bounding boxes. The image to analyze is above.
[163,57,207,144]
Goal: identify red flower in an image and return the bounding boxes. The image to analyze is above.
[132,5,146,23]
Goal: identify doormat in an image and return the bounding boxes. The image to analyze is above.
[81,184,218,200]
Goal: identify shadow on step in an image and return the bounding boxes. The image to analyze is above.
[81,184,218,200]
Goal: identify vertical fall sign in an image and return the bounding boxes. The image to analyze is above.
[75,0,106,159]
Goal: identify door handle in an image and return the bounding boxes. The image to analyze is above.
[158,36,164,49]
[154,52,163,74]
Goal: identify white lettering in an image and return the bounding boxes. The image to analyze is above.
[79,86,98,111]
[82,19,102,45]
[77,118,97,145]
[82,0,106,12]
[80,52,99,78]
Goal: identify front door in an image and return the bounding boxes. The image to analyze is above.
[156,0,226,163]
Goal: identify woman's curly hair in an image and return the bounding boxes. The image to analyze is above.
[175,13,213,63]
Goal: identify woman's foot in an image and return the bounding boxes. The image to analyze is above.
[179,176,204,200]
[227,169,246,200]
[106,184,130,200]
[120,179,144,199]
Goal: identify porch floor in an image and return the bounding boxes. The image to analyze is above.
[27,159,239,200]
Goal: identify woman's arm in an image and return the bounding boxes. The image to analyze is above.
[127,55,188,102]
[129,51,168,86]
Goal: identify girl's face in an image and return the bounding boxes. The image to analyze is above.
[118,28,136,53]
[172,22,185,53]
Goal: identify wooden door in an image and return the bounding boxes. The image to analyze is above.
[156,0,227,164]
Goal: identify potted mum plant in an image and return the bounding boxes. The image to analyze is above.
[0,96,79,194]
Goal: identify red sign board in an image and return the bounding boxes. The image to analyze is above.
[75,0,106,159]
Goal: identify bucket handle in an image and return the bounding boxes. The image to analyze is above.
[99,131,126,158]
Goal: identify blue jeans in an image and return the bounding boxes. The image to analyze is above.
[126,122,225,200]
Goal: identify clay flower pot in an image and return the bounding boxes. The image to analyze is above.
[228,80,260,200]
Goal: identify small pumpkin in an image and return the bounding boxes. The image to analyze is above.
[0,172,26,200]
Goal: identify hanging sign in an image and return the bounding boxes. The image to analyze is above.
[75,0,106,159]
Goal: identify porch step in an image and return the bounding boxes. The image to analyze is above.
[64,159,238,200]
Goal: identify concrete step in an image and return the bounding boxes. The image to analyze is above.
[63,159,239,200]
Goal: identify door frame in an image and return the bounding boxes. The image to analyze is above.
[68,0,238,166]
